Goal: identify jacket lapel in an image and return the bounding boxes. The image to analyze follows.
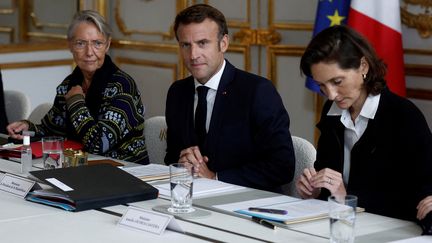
[183,77,198,147]
[204,60,235,156]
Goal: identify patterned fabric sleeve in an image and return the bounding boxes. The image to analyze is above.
[28,83,69,137]
[65,71,145,155]
[28,69,148,164]
[67,70,146,162]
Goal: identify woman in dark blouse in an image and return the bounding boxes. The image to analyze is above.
[296,25,432,234]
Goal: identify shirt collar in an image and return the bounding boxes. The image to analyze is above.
[194,60,226,91]
[327,93,381,119]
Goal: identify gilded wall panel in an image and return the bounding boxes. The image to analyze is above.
[402,0,432,90]
[116,57,177,118]
[205,0,250,28]
[267,45,317,143]
[112,0,186,43]
[268,0,315,45]
[0,0,17,44]
[26,0,77,40]
[269,0,315,28]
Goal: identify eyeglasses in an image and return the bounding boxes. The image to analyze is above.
[71,39,107,51]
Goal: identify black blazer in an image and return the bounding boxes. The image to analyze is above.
[0,70,8,133]
[165,60,295,192]
[315,88,432,223]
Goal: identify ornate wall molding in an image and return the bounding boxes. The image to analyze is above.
[267,45,321,144]
[268,0,313,31]
[203,0,251,28]
[0,0,16,14]
[0,0,16,43]
[0,59,73,69]
[29,1,69,29]
[0,27,14,43]
[114,0,186,39]
[23,0,76,41]
[233,28,281,46]
[407,88,432,100]
[228,43,251,71]
[266,45,304,86]
[115,56,178,81]
[402,0,432,38]
[0,40,67,53]
[111,39,178,52]
[30,12,68,29]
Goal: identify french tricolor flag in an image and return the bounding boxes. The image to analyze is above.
[348,0,406,97]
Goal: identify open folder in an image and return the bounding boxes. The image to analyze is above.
[26,164,159,212]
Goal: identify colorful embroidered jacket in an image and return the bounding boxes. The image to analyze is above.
[28,55,149,164]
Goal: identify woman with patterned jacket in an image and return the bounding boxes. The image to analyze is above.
[7,10,148,164]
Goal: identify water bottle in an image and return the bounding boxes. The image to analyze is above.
[21,133,32,174]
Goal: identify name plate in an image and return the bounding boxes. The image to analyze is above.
[118,206,183,235]
[0,173,35,198]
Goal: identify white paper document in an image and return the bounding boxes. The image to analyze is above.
[389,236,432,243]
[122,164,170,181]
[155,178,246,199]
[214,195,331,224]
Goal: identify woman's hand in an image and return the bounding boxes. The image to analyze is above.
[296,167,320,199]
[417,196,432,220]
[65,85,84,100]
[311,168,346,198]
[6,121,30,140]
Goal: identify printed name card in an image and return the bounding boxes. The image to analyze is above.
[118,206,184,235]
[0,173,35,198]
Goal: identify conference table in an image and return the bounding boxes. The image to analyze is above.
[0,156,424,242]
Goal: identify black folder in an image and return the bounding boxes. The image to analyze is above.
[27,163,159,212]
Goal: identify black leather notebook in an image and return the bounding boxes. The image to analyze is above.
[27,163,159,212]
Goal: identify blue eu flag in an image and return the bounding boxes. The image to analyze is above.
[305,0,351,93]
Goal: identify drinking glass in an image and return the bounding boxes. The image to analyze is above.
[168,163,195,213]
[328,195,357,243]
[42,136,64,169]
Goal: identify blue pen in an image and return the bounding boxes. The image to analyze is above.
[248,207,288,215]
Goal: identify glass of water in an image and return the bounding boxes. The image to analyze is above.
[42,136,64,169]
[328,195,357,243]
[168,163,195,214]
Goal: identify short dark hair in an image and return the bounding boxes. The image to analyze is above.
[300,25,387,95]
[173,4,228,41]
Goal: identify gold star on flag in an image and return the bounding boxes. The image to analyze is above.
[327,10,346,26]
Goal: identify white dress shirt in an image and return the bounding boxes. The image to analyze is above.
[327,93,381,185]
[194,60,226,132]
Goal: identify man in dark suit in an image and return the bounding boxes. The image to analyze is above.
[0,69,8,134]
[165,4,295,192]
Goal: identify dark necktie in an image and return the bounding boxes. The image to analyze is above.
[195,86,209,150]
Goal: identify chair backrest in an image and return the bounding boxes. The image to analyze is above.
[28,102,52,124]
[4,90,31,122]
[144,116,167,164]
[282,135,317,198]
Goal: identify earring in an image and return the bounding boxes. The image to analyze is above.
[362,73,367,79]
